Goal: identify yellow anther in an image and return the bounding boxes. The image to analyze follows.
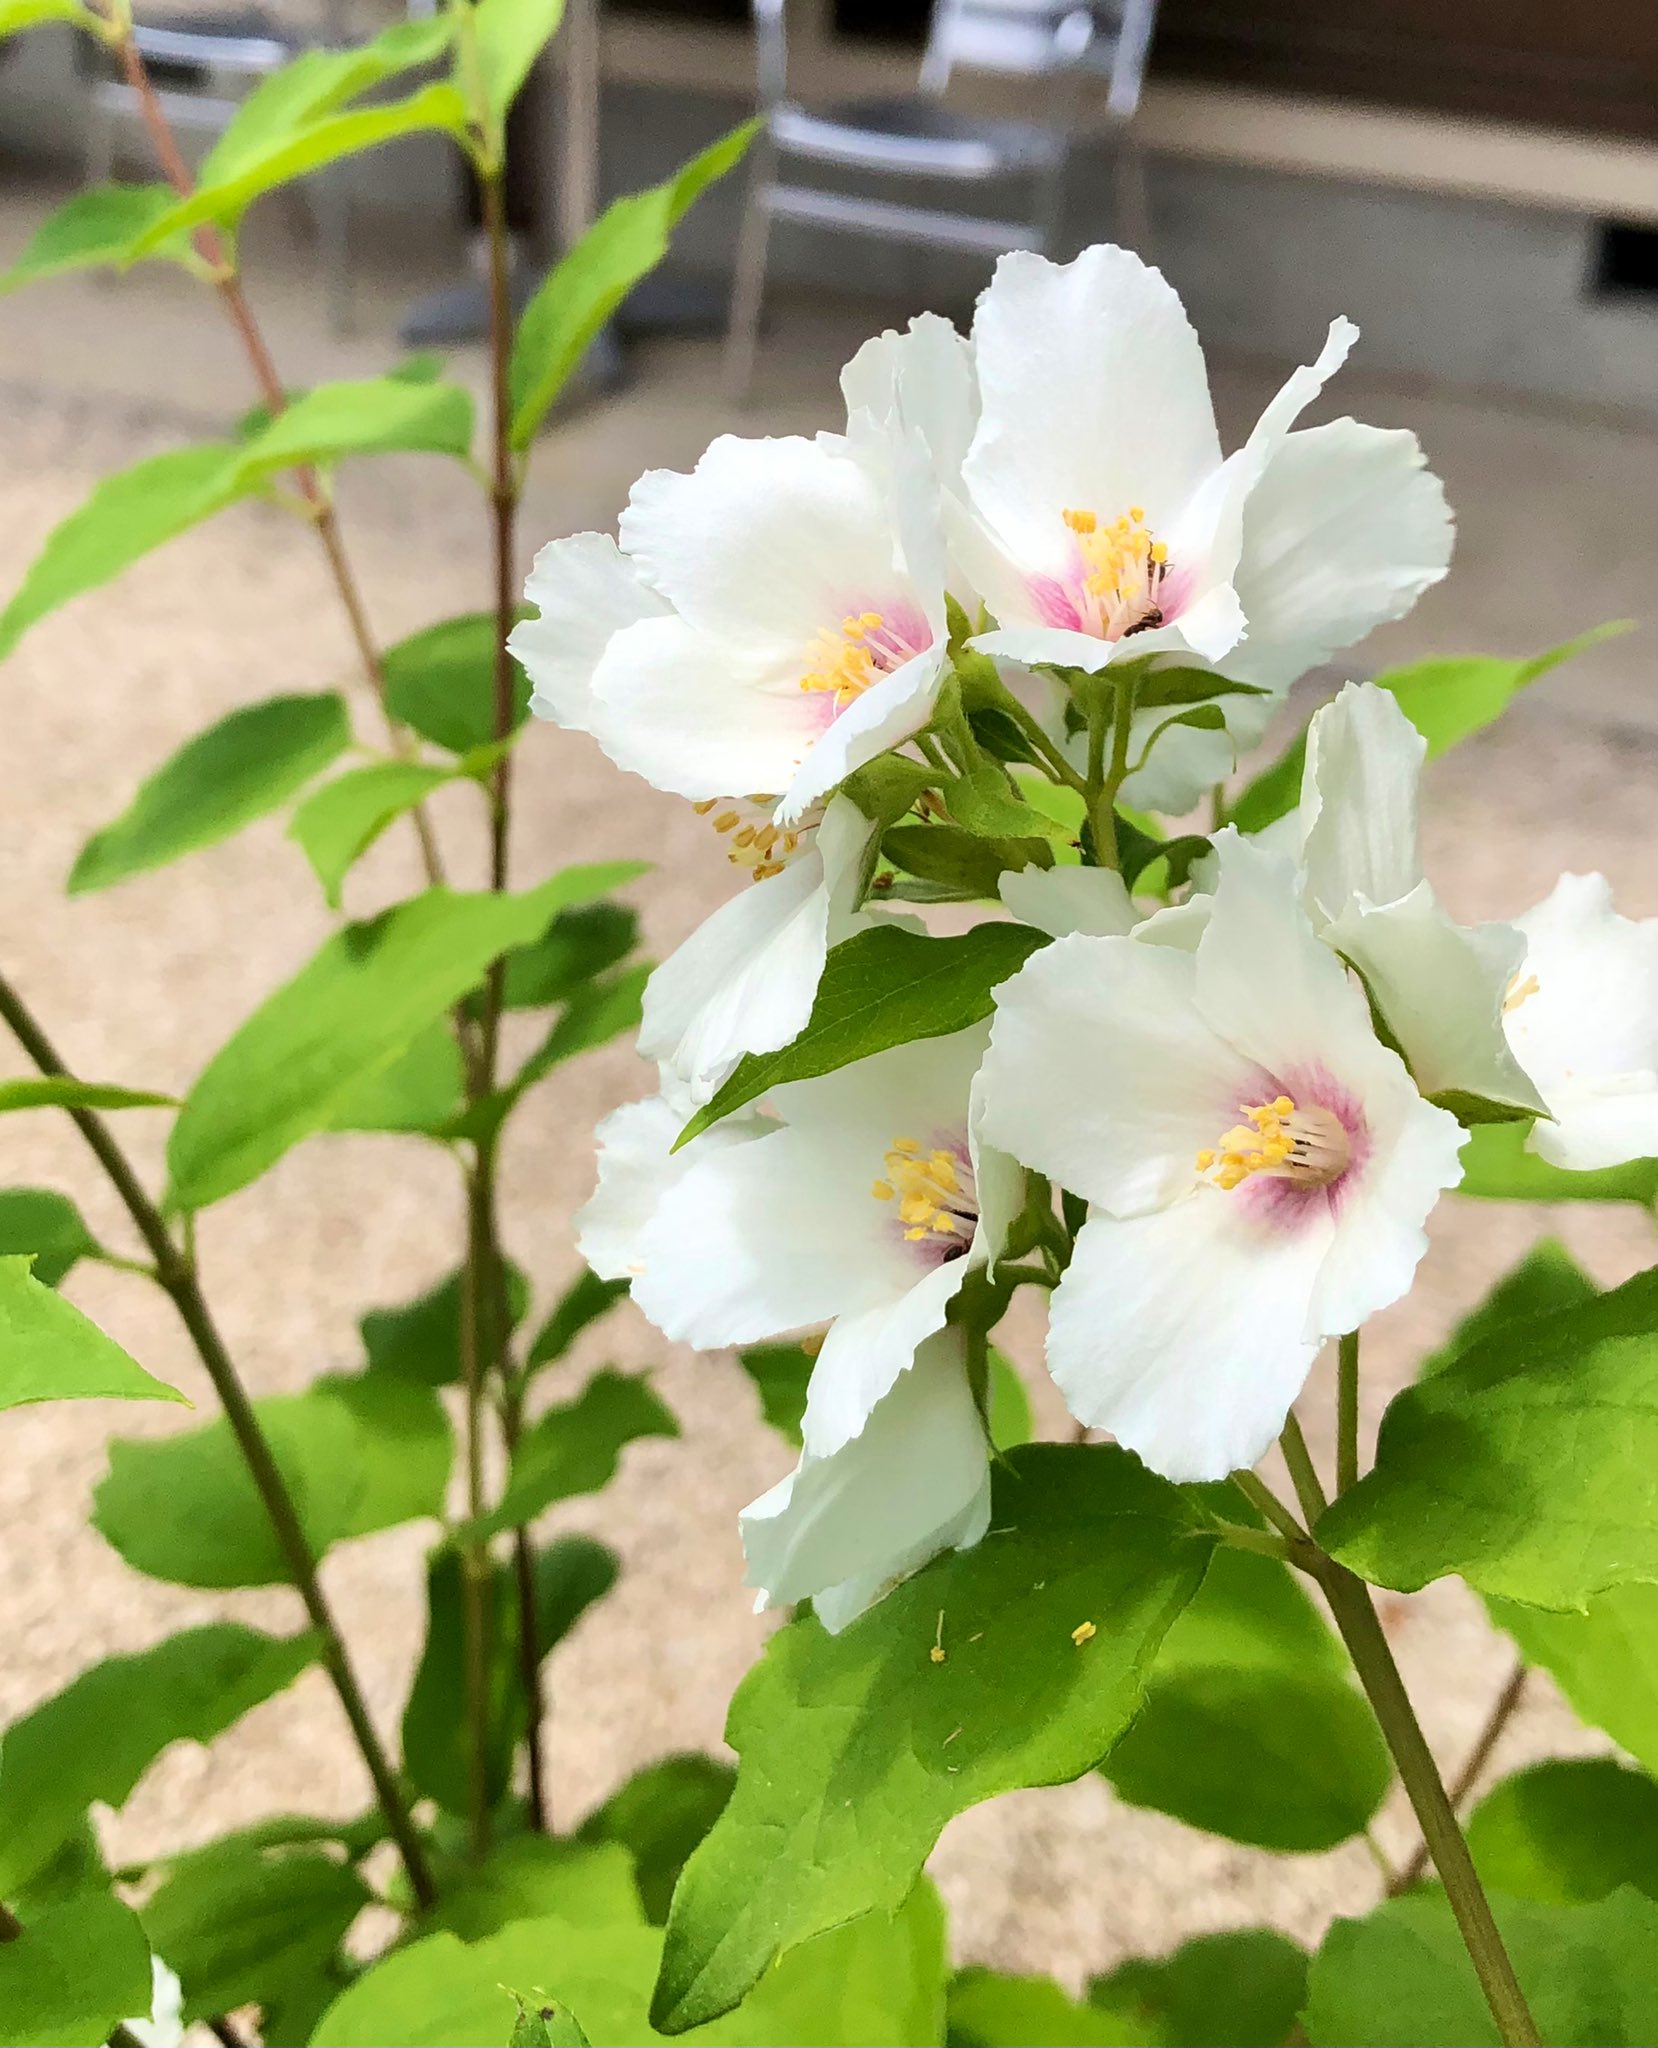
[733,826,756,848]
[875,1133,976,1247]
[799,611,899,711]
[1072,1621,1097,1647]
[713,811,739,833]
[1129,504,1145,522]
[1504,972,1541,1014]
[871,1179,894,1201]
[1063,507,1097,534]
[1197,1093,1351,1192]
[1061,501,1171,640]
[692,798,718,815]
[892,1137,920,1154]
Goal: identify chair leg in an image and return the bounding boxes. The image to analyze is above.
[311,167,353,338]
[1034,150,1071,259]
[723,164,774,410]
[85,92,117,190]
[1113,132,1153,260]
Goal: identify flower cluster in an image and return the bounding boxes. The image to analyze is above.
[517,244,1658,1633]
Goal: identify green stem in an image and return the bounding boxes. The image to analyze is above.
[1085,670,1138,870]
[458,1163,495,1863]
[1278,1410,1328,1526]
[1337,1329,1361,1494]
[0,972,436,1911]
[1393,1660,1529,1894]
[1230,1468,1309,1548]
[1317,1562,1540,2046]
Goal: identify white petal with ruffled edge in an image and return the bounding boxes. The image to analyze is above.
[999,863,1136,939]
[638,798,874,1092]
[511,531,668,736]
[1300,681,1423,917]
[741,1329,990,1632]
[840,312,978,493]
[1507,873,1658,1170]
[575,1079,766,1281]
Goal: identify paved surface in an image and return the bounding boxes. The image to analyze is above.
[1,158,1656,1989]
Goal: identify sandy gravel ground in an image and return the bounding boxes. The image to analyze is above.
[1,158,1656,1996]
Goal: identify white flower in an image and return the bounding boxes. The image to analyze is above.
[979,834,1465,1480]
[999,861,1136,940]
[551,425,950,827]
[840,312,978,501]
[638,795,878,1095]
[948,244,1452,812]
[122,1958,184,2048]
[629,1024,1018,1455]
[1503,874,1658,1170]
[741,1326,991,1633]
[1297,682,1547,1118]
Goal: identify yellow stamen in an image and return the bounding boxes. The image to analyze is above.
[874,1133,975,1246]
[799,612,891,710]
[1072,1621,1097,1647]
[1197,1095,1349,1192]
[1504,972,1541,1014]
[1061,503,1170,640]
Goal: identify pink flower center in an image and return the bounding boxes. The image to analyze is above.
[872,1130,977,1267]
[1031,504,1173,641]
[798,604,931,719]
[1200,1066,1371,1228]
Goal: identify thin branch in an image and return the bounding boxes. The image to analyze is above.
[0,971,436,1911]
[1393,1660,1529,1894]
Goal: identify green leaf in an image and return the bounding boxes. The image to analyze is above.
[508,125,758,447]
[1101,1546,1389,1852]
[461,1368,678,1543]
[321,1017,466,1136]
[471,0,566,127]
[383,612,532,754]
[1489,1582,1658,1778]
[69,692,351,895]
[988,1349,1034,1452]
[229,374,476,486]
[289,760,458,908]
[512,1995,590,2048]
[1465,1758,1658,1906]
[315,1899,938,2048]
[945,765,1073,843]
[653,1443,1211,2033]
[678,922,1045,1148]
[0,1624,316,1894]
[1419,1239,1597,1380]
[1302,1885,1658,2047]
[0,183,194,294]
[532,1532,620,1652]
[167,866,639,1208]
[1457,1120,1658,1204]
[948,1968,1153,2045]
[1230,626,1628,835]
[526,1268,630,1369]
[0,1255,182,1411]
[451,965,651,1147]
[0,1190,100,1288]
[0,1077,174,1114]
[504,903,638,1010]
[361,1260,529,1387]
[883,822,1048,898]
[736,1341,810,1446]
[1090,1929,1310,2048]
[0,1893,152,2048]
[402,1547,519,1815]
[139,1839,369,2021]
[0,0,94,38]
[94,1374,450,1587]
[431,1837,644,1942]
[1318,1264,1658,1608]
[577,1756,736,1926]
[0,441,242,663]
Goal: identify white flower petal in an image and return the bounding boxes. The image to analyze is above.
[840,312,978,491]
[999,863,1137,939]
[742,1329,990,1632]
[1326,884,1547,1114]
[1226,419,1454,693]
[632,1119,918,1349]
[1509,873,1658,1170]
[1300,681,1424,919]
[1120,684,1277,815]
[590,614,822,803]
[511,531,666,735]
[981,932,1246,1215]
[638,855,834,1090]
[1308,1081,1465,1336]
[964,246,1221,573]
[1193,829,1392,1088]
[619,432,919,656]
[1048,1201,1331,1480]
[778,641,949,823]
[576,1083,761,1280]
[801,1257,970,1457]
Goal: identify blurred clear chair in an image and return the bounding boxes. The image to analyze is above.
[725,0,1159,400]
[81,0,359,331]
